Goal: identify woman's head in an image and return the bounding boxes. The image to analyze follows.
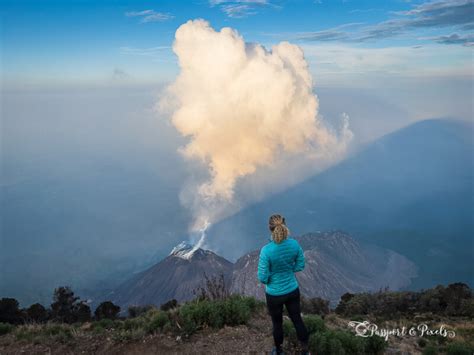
[268,214,289,244]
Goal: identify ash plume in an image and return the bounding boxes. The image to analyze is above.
[158,19,352,237]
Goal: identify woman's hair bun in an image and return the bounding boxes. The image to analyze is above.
[268,214,289,244]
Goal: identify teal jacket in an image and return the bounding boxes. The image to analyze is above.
[257,237,305,296]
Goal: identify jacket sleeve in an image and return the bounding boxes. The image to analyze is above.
[257,248,271,284]
[293,243,305,272]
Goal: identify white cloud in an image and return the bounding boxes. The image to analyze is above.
[209,0,272,18]
[158,19,352,231]
[300,43,473,87]
[125,9,173,23]
[119,46,171,57]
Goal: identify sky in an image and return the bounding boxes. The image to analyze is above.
[2,0,473,89]
[1,0,473,305]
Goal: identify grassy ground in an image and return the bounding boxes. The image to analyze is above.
[0,309,473,354]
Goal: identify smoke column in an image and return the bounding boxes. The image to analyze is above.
[159,19,352,242]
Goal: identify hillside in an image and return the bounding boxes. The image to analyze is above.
[232,232,416,305]
[107,243,233,309]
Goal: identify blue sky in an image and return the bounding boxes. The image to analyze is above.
[2,0,473,88]
[1,0,473,306]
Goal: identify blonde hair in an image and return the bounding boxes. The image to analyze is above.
[269,214,289,244]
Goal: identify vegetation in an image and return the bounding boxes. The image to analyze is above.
[301,296,330,317]
[128,305,154,318]
[283,314,386,354]
[0,298,22,324]
[193,273,230,301]
[50,286,91,323]
[178,294,262,335]
[94,301,120,320]
[0,323,13,336]
[335,283,473,319]
[25,303,48,323]
[0,282,472,354]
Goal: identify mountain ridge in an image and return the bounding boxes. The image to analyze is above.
[109,230,417,308]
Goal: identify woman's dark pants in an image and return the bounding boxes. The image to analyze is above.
[265,287,309,349]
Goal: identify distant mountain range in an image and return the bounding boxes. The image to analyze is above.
[204,119,474,289]
[108,231,417,308]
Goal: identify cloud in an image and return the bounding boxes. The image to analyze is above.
[426,33,474,46]
[209,0,272,18]
[297,0,474,45]
[297,23,364,42]
[119,46,171,57]
[125,9,174,23]
[112,68,129,80]
[299,42,473,86]
[158,19,352,232]
[349,8,382,14]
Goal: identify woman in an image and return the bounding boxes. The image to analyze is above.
[258,214,309,355]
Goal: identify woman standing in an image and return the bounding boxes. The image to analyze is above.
[258,214,309,355]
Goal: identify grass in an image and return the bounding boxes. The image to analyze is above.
[0,295,472,354]
[0,323,13,336]
[14,323,74,344]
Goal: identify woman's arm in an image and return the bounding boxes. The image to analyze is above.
[257,249,271,284]
[293,243,305,272]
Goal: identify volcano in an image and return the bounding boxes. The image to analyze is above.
[107,242,233,309]
[231,231,417,305]
[108,231,416,308]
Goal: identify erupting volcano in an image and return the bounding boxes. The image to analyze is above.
[158,19,352,247]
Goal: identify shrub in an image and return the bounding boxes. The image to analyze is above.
[15,327,37,342]
[422,345,438,355]
[51,287,79,323]
[0,322,14,335]
[445,341,474,355]
[90,323,106,335]
[179,300,219,333]
[282,320,297,345]
[42,324,73,342]
[0,298,22,324]
[178,295,255,335]
[193,273,230,301]
[146,311,169,333]
[220,296,251,326]
[304,315,325,334]
[283,316,325,348]
[418,338,428,348]
[363,333,387,355]
[307,327,386,355]
[74,302,91,322]
[242,296,262,312]
[122,317,146,331]
[128,305,154,318]
[25,303,48,323]
[335,330,366,354]
[335,283,473,318]
[160,299,178,312]
[95,301,120,320]
[309,331,345,355]
[301,296,330,316]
